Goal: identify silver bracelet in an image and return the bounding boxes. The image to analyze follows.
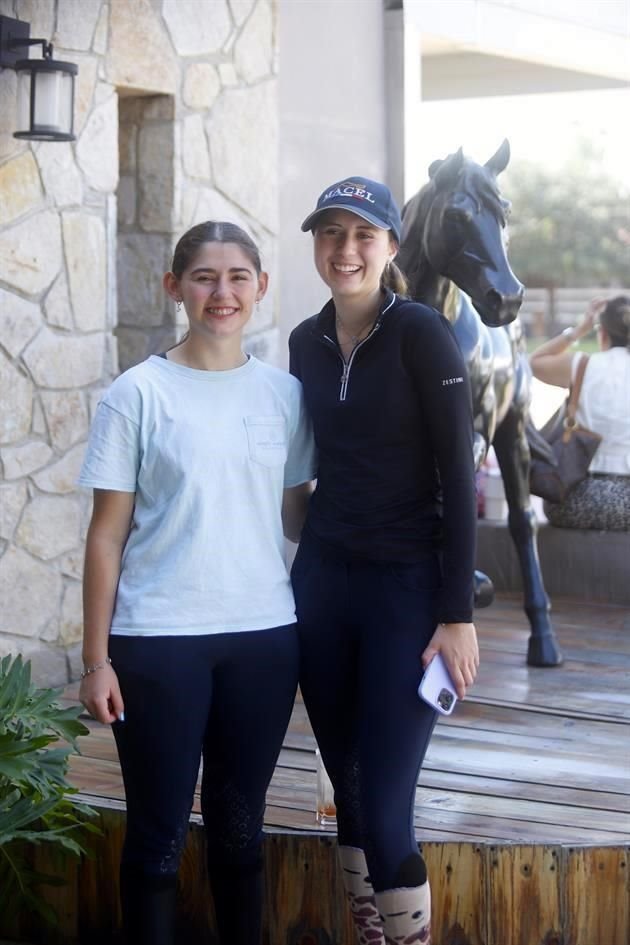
[561,326,577,342]
[80,657,112,679]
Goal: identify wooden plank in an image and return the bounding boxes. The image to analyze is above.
[411,810,627,846]
[266,767,630,838]
[425,841,487,945]
[562,846,630,945]
[422,734,630,795]
[431,721,627,772]
[262,833,355,945]
[487,845,561,945]
[416,768,630,814]
[68,755,125,799]
[441,702,629,749]
[31,848,79,945]
[474,625,630,663]
[482,593,630,630]
[76,808,125,945]
[276,746,630,814]
[262,803,481,843]
[468,654,630,720]
[424,742,627,796]
[461,695,629,725]
[474,642,630,685]
[480,610,630,642]
[263,790,629,845]
[475,625,630,666]
[430,722,629,771]
[414,786,630,837]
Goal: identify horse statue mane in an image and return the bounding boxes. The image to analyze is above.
[398,139,522,327]
[397,140,563,668]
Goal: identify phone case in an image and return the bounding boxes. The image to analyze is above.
[417,654,458,716]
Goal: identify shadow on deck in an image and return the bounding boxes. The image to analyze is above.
[3,595,629,945]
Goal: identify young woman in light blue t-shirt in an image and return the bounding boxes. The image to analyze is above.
[78,221,316,945]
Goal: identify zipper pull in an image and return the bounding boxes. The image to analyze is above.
[339,364,348,399]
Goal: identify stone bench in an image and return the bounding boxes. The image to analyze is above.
[476,520,630,605]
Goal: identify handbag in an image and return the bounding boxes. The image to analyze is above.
[529,354,602,504]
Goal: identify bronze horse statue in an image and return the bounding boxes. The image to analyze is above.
[397,139,562,667]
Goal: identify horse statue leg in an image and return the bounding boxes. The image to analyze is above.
[492,405,563,666]
[472,431,495,609]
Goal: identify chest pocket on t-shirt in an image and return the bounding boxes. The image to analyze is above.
[244,416,288,468]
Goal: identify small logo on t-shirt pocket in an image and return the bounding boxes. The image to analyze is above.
[244,416,288,467]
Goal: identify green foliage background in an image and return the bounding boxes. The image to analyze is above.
[503,137,630,288]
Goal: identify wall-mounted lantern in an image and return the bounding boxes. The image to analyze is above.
[0,15,78,142]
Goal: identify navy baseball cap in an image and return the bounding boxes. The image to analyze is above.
[301,177,402,243]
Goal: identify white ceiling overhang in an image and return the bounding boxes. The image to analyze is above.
[402,0,630,99]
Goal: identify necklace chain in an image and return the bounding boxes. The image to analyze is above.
[335,313,374,348]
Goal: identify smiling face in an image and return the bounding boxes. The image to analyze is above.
[313,209,396,303]
[164,241,268,343]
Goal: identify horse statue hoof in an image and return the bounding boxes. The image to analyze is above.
[527,635,563,667]
[473,570,494,609]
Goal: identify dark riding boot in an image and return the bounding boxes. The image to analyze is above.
[207,855,264,945]
[120,862,177,945]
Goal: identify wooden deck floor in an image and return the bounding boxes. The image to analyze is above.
[66,594,630,846]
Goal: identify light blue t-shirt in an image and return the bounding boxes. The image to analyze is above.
[78,355,317,636]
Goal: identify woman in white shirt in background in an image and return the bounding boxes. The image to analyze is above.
[530,295,630,529]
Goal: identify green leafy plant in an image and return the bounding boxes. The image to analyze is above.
[0,654,100,928]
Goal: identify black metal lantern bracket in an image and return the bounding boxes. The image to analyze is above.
[0,14,78,142]
[0,15,51,67]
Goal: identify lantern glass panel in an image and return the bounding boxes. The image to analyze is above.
[16,68,31,132]
[33,70,72,135]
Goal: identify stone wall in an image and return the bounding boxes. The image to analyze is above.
[0,0,278,684]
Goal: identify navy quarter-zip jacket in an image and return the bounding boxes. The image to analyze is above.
[289,290,476,624]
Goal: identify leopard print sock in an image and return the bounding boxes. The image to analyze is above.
[338,846,385,944]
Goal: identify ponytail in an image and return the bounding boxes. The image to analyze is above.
[381,260,408,296]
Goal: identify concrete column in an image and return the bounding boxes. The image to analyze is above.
[384,7,424,207]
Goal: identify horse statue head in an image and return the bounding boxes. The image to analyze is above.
[397,139,524,327]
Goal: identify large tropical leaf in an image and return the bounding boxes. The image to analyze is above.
[0,654,100,930]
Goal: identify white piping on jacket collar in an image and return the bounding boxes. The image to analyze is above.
[324,292,397,402]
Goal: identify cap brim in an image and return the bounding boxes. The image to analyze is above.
[301,205,391,234]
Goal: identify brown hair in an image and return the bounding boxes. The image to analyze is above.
[381,259,408,296]
[170,221,261,278]
[600,295,630,351]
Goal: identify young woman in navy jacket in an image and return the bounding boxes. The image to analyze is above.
[289,178,479,944]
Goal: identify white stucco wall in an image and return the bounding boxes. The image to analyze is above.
[277,0,389,360]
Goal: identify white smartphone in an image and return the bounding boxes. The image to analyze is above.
[417,653,458,716]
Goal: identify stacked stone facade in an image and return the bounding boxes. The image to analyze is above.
[0,0,278,684]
